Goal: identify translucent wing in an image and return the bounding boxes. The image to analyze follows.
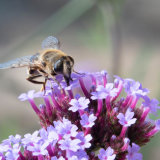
[41,36,60,49]
[0,53,40,69]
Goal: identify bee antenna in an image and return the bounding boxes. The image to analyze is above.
[73,69,85,75]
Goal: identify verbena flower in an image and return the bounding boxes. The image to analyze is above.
[126,143,142,160]
[98,147,116,160]
[0,71,160,159]
[69,97,90,112]
[142,96,160,115]
[117,108,137,127]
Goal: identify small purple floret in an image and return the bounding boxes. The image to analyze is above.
[66,149,89,160]
[80,114,97,128]
[22,130,41,147]
[124,79,149,98]
[27,141,48,156]
[18,90,39,101]
[126,143,142,160]
[2,134,21,145]
[5,144,20,160]
[98,147,116,160]
[155,119,160,131]
[76,132,92,149]
[51,156,65,160]
[69,97,90,112]
[91,83,118,100]
[54,118,78,138]
[117,108,137,127]
[143,96,160,115]
[58,138,81,152]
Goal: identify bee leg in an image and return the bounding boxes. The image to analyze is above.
[26,75,44,84]
[26,75,47,93]
[73,69,85,75]
[41,77,48,93]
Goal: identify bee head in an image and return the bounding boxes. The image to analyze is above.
[54,56,74,86]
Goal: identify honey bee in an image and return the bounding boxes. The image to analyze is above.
[0,36,77,89]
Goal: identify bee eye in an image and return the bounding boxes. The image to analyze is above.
[54,59,63,73]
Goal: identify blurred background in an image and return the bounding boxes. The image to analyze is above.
[0,0,160,159]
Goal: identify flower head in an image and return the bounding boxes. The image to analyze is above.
[1,70,159,159]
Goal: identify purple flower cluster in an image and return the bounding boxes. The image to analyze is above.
[1,71,160,160]
[0,118,91,160]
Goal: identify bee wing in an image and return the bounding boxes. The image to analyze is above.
[0,53,39,69]
[41,36,60,49]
